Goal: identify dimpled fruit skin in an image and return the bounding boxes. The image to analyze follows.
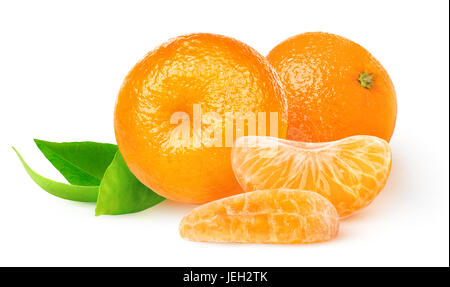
[267,32,397,142]
[114,33,287,204]
[231,135,392,217]
[179,189,339,244]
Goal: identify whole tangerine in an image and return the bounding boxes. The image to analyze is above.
[115,33,287,204]
[267,32,397,142]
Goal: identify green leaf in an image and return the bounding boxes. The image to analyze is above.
[34,139,118,186]
[95,151,165,216]
[15,141,164,215]
[13,147,98,202]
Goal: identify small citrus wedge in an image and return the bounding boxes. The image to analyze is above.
[179,189,339,244]
[231,135,392,217]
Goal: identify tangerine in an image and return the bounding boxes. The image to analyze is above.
[267,32,397,142]
[115,33,287,204]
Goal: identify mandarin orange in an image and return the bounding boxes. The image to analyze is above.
[231,135,392,217]
[114,33,287,204]
[267,32,397,142]
[179,189,339,244]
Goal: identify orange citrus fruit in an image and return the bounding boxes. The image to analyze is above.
[267,32,397,142]
[179,189,339,244]
[114,33,287,204]
[231,135,392,217]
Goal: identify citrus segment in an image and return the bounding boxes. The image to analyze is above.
[179,189,339,244]
[231,135,392,217]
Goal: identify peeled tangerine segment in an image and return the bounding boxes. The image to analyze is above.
[179,189,339,244]
[231,135,392,217]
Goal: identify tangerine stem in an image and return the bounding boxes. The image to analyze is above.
[358,72,374,89]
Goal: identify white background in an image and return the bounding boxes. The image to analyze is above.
[0,0,448,267]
